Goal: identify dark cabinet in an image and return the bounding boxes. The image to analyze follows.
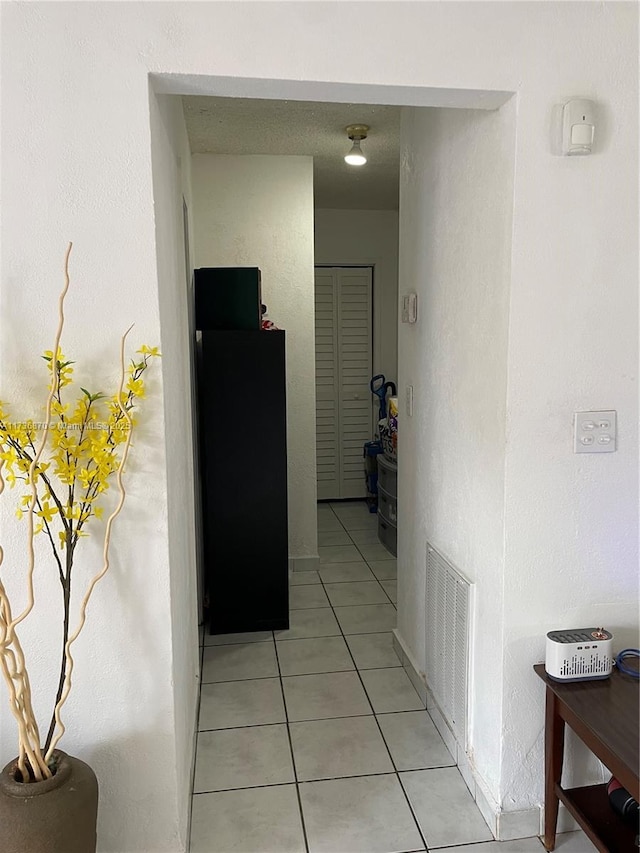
[195,267,262,331]
[197,329,289,634]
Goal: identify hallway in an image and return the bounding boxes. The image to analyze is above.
[191,501,595,852]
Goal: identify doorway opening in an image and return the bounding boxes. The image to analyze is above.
[149,73,516,853]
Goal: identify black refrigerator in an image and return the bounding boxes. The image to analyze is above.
[195,268,289,634]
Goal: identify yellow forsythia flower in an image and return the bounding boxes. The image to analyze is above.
[36,502,57,524]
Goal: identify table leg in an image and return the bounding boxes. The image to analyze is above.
[542,687,565,851]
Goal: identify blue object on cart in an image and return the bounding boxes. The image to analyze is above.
[370,375,397,421]
[370,375,387,420]
[363,440,384,512]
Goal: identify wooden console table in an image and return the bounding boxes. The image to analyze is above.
[534,664,639,852]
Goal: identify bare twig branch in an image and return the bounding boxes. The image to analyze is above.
[46,323,135,761]
[0,242,74,781]
[10,241,72,633]
[0,555,47,780]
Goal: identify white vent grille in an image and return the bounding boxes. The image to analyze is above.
[425,544,473,746]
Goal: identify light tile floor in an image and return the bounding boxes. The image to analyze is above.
[191,501,597,853]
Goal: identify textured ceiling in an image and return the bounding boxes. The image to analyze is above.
[182,96,400,210]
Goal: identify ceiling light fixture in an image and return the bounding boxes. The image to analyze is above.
[344,124,369,166]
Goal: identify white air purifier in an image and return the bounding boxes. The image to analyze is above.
[545,628,613,682]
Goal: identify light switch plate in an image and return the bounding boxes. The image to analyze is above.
[401,293,418,324]
[574,410,617,453]
[406,385,414,417]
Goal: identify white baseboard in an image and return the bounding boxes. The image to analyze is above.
[391,629,564,843]
[497,806,540,840]
[391,629,428,707]
[289,555,320,573]
[392,630,427,705]
[494,802,577,841]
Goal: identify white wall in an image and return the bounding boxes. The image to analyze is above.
[397,8,638,830]
[0,7,184,850]
[398,102,515,802]
[314,209,399,383]
[498,40,639,816]
[191,154,317,561]
[148,91,200,848]
[0,2,637,848]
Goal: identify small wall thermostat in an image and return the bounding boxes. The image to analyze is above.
[545,627,613,681]
[562,98,595,156]
[402,292,418,324]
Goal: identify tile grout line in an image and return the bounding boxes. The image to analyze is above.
[295,576,391,585]
[198,710,452,734]
[315,535,430,853]
[320,535,392,608]
[336,502,398,608]
[330,505,497,851]
[194,507,483,852]
[350,535,397,609]
[195,505,397,850]
[325,501,397,607]
[330,509,429,848]
[192,779,301,796]
[327,503,397,653]
[201,673,290,684]
[194,769,419,796]
[188,638,207,853]
[273,629,311,853]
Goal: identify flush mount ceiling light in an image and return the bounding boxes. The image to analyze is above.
[344,124,369,166]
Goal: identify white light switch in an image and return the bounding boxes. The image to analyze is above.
[574,410,617,453]
[401,293,418,324]
[406,385,414,417]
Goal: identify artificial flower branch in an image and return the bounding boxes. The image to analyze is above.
[0,244,158,780]
[45,323,134,762]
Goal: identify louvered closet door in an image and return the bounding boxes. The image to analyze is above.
[315,270,340,499]
[314,268,372,500]
[337,269,372,498]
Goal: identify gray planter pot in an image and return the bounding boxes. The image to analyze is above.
[0,750,98,853]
